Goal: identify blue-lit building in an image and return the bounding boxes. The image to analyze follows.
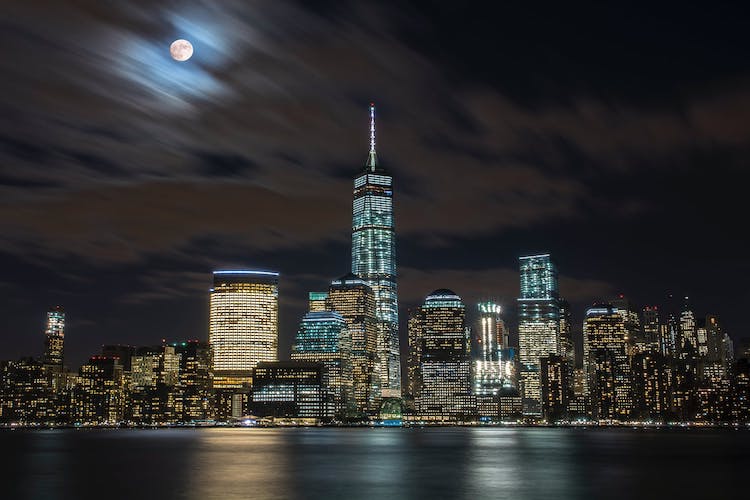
[351,103,400,397]
[517,254,561,416]
[291,311,353,416]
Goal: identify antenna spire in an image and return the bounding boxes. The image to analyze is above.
[366,102,378,171]
[370,102,376,154]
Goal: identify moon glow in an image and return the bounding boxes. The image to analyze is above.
[170,39,193,62]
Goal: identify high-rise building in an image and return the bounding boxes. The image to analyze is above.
[517,254,561,416]
[351,103,400,397]
[173,340,212,422]
[127,344,182,424]
[631,350,672,421]
[73,356,124,425]
[558,299,575,365]
[540,354,572,422]
[308,292,329,312]
[209,270,279,389]
[409,290,474,421]
[43,306,65,369]
[679,297,698,353]
[0,358,56,424]
[642,306,661,353]
[584,304,632,421]
[473,302,505,398]
[291,311,353,416]
[326,273,380,414]
[611,295,640,358]
[705,315,726,368]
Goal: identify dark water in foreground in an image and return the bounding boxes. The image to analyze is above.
[1,427,748,499]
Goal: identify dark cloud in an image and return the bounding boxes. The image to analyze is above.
[0,0,748,366]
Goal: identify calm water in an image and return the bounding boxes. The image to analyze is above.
[1,427,748,499]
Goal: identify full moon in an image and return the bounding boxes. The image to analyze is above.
[170,39,193,62]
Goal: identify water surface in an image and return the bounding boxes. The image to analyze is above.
[1,427,747,499]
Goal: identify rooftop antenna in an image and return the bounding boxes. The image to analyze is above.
[366,102,378,171]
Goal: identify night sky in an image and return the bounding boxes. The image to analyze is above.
[1,1,748,368]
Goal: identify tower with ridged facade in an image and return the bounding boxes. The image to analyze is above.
[351,103,400,397]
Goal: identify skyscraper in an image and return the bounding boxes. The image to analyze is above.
[611,295,640,358]
[43,306,65,369]
[351,103,400,397]
[679,297,698,359]
[642,306,661,353]
[209,270,279,389]
[473,302,505,397]
[327,273,380,414]
[409,290,473,421]
[517,254,561,416]
[291,311,353,416]
[584,304,633,421]
[540,354,572,422]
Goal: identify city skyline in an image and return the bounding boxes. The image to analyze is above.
[1,2,749,375]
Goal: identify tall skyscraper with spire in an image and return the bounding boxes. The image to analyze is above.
[351,103,401,397]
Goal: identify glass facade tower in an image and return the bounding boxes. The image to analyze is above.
[517,254,561,416]
[291,311,353,415]
[43,306,65,369]
[209,270,279,389]
[351,103,400,396]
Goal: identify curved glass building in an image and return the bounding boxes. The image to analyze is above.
[209,270,279,389]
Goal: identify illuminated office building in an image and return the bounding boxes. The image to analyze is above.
[642,306,661,353]
[540,354,571,422]
[0,358,55,424]
[251,361,329,420]
[351,103,400,397]
[291,311,353,416]
[74,356,124,425]
[327,273,380,413]
[209,270,279,389]
[308,292,328,312]
[584,304,632,421]
[43,306,65,369]
[631,350,672,421]
[559,300,575,365]
[174,340,212,422]
[612,295,640,358]
[128,344,181,424]
[695,319,709,358]
[517,254,561,416]
[409,290,473,421]
[679,298,699,371]
[473,302,505,397]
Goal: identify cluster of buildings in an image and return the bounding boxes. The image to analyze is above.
[1,105,749,426]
